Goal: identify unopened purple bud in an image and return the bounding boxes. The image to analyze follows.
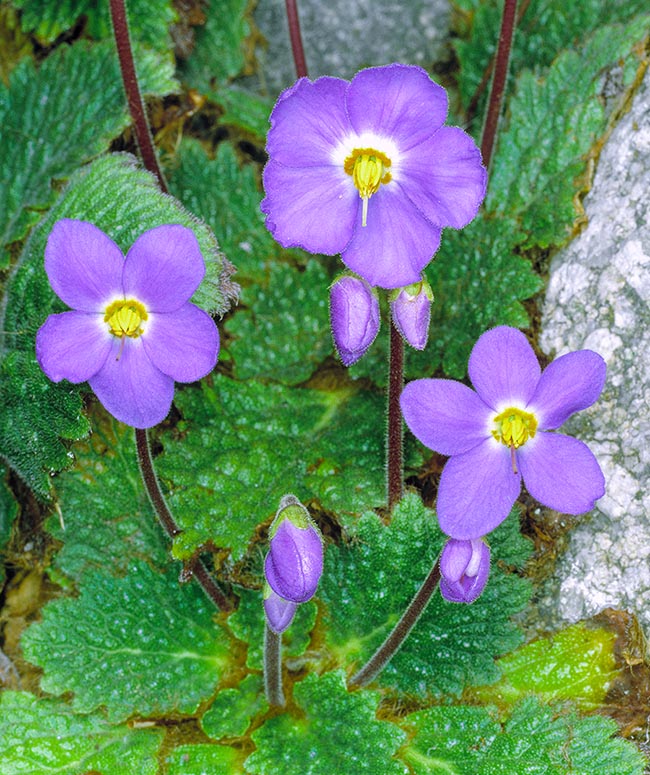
[263,584,297,633]
[265,495,323,603]
[330,275,380,366]
[389,280,433,350]
[439,537,490,604]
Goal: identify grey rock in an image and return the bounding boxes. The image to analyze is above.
[538,70,650,630]
[253,0,451,91]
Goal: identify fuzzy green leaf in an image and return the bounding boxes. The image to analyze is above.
[179,0,251,89]
[471,622,619,711]
[227,587,317,671]
[400,697,646,775]
[0,463,19,587]
[1,152,232,496]
[320,494,532,698]
[0,40,176,262]
[201,674,268,739]
[454,0,650,114]
[246,671,408,775]
[167,139,275,283]
[218,87,274,139]
[0,691,163,775]
[226,260,332,384]
[45,418,170,583]
[21,562,230,721]
[10,0,177,52]
[163,743,244,774]
[155,376,386,561]
[486,15,650,249]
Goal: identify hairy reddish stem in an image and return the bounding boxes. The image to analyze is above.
[285,0,308,78]
[387,320,404,514]
[264,623,286,706]
[348,557,441,688]
[109,0,168,192]
[480,0,518,170]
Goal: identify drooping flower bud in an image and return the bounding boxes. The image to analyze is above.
[263,583,297,634]
[330,275,380,366]
[389,279,433,350]
[439,537,490,604]
[265,495,323,603]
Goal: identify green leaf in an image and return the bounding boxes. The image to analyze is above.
[228,587,317,671]
[401,697,646,775]
[179,0,251,89]
[45,418,170,583]
[218,87,274,139]
[155,376,387,561]
[167,138,276,283]
[245,670,408,775]
[21,561,230,721]
[486,15,650,249]
[10,0,177,52]
[226,260,332,384]
[163,743,244,774]
[0,152,233,496]
[0,691,163,775]
[320,493,532,698]
[0,39,176,262]
[454,0,650,114]
[201,674,268,739]
[470,622,619,711]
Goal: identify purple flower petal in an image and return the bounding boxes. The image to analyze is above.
[266,519,323,603]
[468,326,541,410]
[263,586,297,634]
[390,283,432,350]
[330,276,380,366]
[35,311,112,383]
[437,439,521,539]
[44,219,124,312]
[341,186,442,288]
[399,127,487,228]
[142,303,219,383]
[518,431,605,514]
[400,379,492,456]
[346,64,448,151]
[89,338,175,428]
[440,539,490,604]
[267,76,352,166]
[122,225,205,313]
[261,160,358,255]
[439,539,473,583]
[528,350,606,430]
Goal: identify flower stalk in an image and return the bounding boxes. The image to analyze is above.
[480,0,518,170]
[264,622,286,706]
[109,0,168,192]
[348,557,441,688]
[135,429,231,612]
[387,319,404,513]
[284,0,308,78]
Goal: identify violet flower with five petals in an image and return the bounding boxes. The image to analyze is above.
[261,63,487,289]
[36,219,219,429]
[401,326,606,539]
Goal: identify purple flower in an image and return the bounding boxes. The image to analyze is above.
[263,584,297,634]
[389,279,433,350]
[400,326,606,539]
[439,538,490,604]
[261,63,487,289]
[330,275,380,366]
[35,219,219,429]
[265,495,323,603]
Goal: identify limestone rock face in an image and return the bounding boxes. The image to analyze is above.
[539,71,650,628]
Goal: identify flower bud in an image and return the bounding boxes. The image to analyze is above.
[265,495,323,603]
[330,275,380,366]
[389,279,433,350]
[263,583,297,634]
[439,537,490,604]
